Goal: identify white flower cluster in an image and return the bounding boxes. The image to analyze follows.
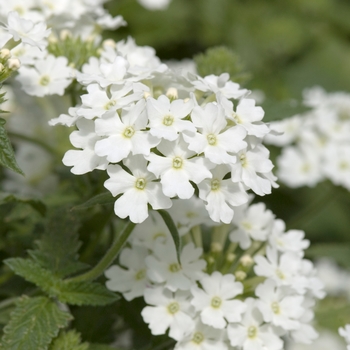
[0,1,125,97]
[105,199,324,349]
[339,325,350,350]
[51,37,277,223]
[265,86,350,189]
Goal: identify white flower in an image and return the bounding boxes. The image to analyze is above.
[16,55,73,97]
[147,95,195,141]
[94,100,160,163]
[339,325,350,349]
[175,320,228,350]
[219,95,269,138]
[191,271,246,329]
[104,155,172,223]
[231,144,277,196]
[184,102,247,164]
[105,244,149,301]
[198,164,249,224]
[146,137,213,199]
[146,240,206,291]
[62,119,108,175]
[4,11,50,49]
[255,279,304,330]
[227,298,284,350]
[192,73,247,99]
[230,203,274,249]
[137,0,172,10]
[141,288,194,341]
[77,83,146,119]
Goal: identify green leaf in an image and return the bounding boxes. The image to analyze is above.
[71,192,115,211]
[0,194,46,216]
[0,118,24,175]
[157,210,182,264]
[306,243,350,268]
[4,258,60,296]
[194,46,251,84]
[0,296,72,350]
[57,281,119,306]
[29,209,88,278]
[50,330,89,350]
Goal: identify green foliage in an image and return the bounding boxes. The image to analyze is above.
[28,209,88,278]
[50,330,89,350]
[158,210,181,263]
[4,258,60,296]
[0,296,72,350]
[56,281,119,306]
[0,194,46,216]
[194,46,250,84]
[5,257,118,306]
[72,192,115,211]
[0,118,24,176]
[48,35,100,71]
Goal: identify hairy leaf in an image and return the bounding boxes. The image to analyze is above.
[0,296,72,350]
[50,330,89,350]
[4,258,60,296]
[29,209,88,278]
[0,118,24,175]
[58,281,119,306]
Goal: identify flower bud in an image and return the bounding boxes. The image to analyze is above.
[7,58,20,71]
[240,254,254,267]
[0,48,11,60]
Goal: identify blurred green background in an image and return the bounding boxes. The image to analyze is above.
[106,0,350,260]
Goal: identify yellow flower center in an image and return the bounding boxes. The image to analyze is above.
[211,296,222,309]
[163,115,174,126]
[123,126,135,138]
[39,75,50,86]
[135,178,146,190]
[247,326,258,339]
[192,332,204,344]
[211,178,221,191]
[169,263,181,273]
[207,133,217,146]
[172,156,183,169]
[167,302,180,314]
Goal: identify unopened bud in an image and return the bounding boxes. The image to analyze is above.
[211,242,223,253]
[103,39,116,48]
[166,87,178,100]
[7,58,20,70]
[226,253,235,263]
[0,48,11,60]
[0,63,4,72]
[143,91,151,99]
[60,29,72,40]
[235,270,247,281]
[48,34,58,44]
[240,254,254,267]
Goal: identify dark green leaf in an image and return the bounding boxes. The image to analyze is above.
[157,210,182,264]
[4,258,60,296]
[0,118,24,175]
[0,194,46,216]
[50,330,89,350]
[29,209,88,278]
[0,296,72,350]
[58,281,119,306]
[71,192,115,211]
[88,345,119,350]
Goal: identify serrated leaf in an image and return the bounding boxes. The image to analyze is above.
[29,209,88,278]
[0,194,46,216]
[50,330,89,350]
[0,118,24,175]
[0,296,72,350]
[4,258,60,296]
[71,192,115,211]
[58,281,119,306]
[158,210,182,264]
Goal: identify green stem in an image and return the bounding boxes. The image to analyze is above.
[65,221,136,283]
[0,297,18,310]
[8,131,57,155]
